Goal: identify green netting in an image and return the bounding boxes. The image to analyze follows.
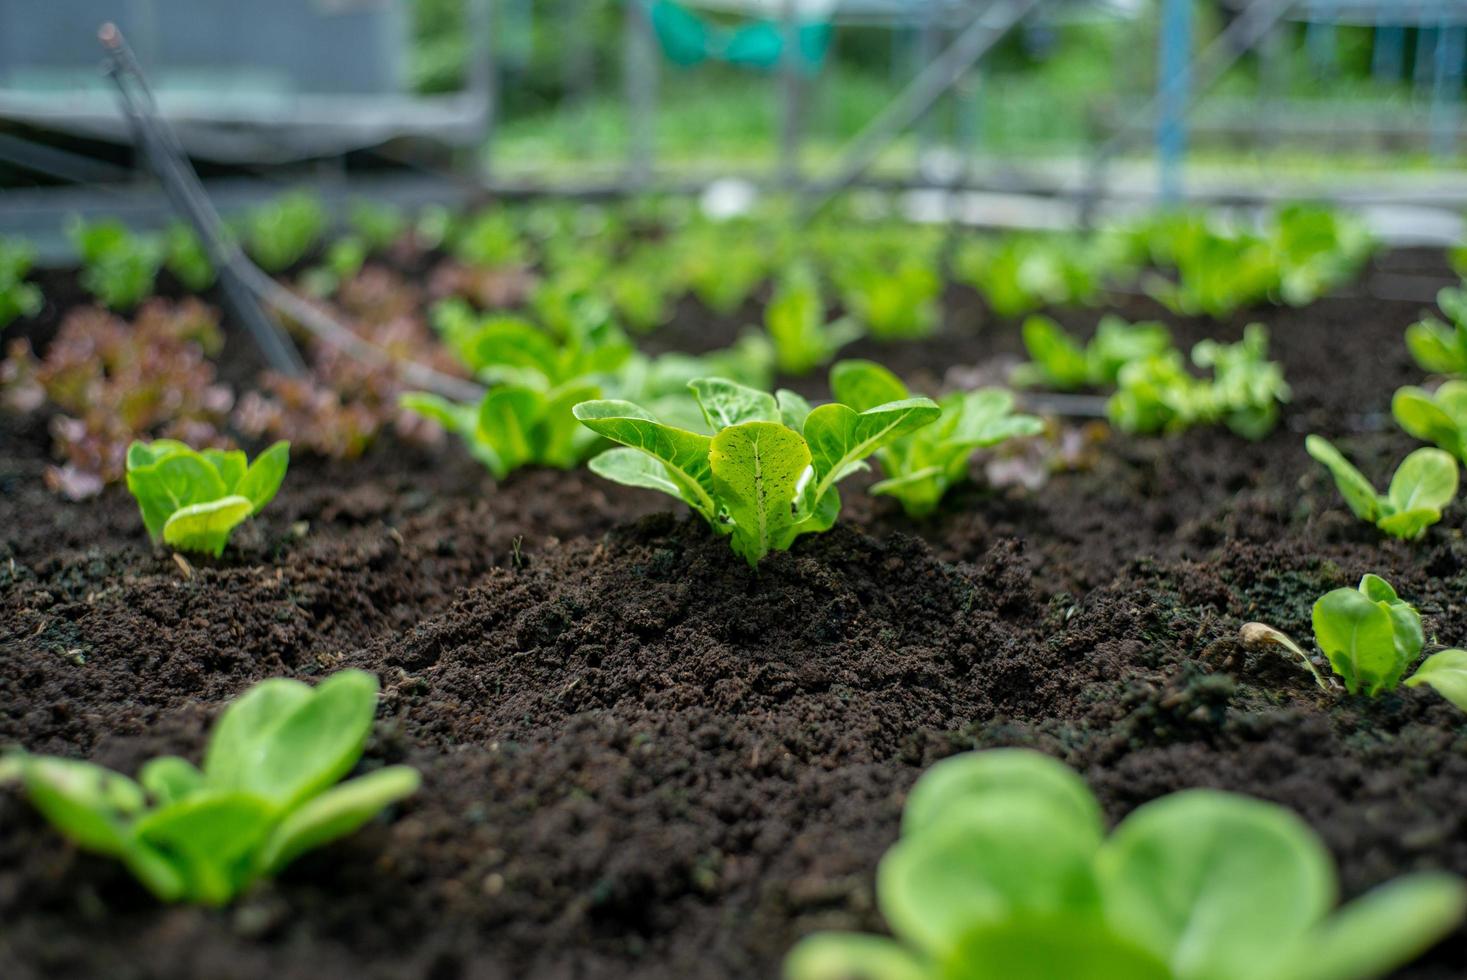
[647,0,832,71]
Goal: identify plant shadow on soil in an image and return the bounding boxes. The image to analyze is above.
[3,251,1467,978]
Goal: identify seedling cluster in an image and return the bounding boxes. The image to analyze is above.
[4,191,1464,980]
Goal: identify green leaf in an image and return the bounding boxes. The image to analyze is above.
[1264,873,1467,980]
[709,421,811,566]
[776,389,813,432]
[878,794,1103,960]
[234,441,290,514]
[127,449,228,541]
[1312,587,1401,695]
[1304,435,1380,523]
[1405,318,1466,375]
[901,749,1102,843]
[586,448,690,505]
[139,757,205,806]
[574,399,718,522]
[1097,789,1336,980]
[213,670,380,810]
[830,359,912,412]
[1392,386,1467,461]
[1406,649,1467,712]
[1016,315,1089,389]
[205,678,314,782]
[939,916,1173,980]
[1386,447,1458,517]
[783,934,928,980]
[134,791,277,905]
[163,496,256,557]
[257,766,420,875]
[538,382,602,469]
[202,449,248,491]
[689,378,780,430]
[477,386,545,478]
[803,398,941,505]
[16,756,146,854]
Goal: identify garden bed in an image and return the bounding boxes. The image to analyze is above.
[4,250,1467,979]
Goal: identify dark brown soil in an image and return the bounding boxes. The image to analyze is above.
[4,250,1467,979]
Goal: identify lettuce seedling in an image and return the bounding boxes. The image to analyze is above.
[0,235,42,328]
[839,259,942,341]
[764,264,861,375]
[785,748,1466,980]
[243,192,328,273]
[951,234,1107,317]
[0,670,419,905]
[163,223,217,292]
[301,237,369,299]
[575,377,939,565]
[1305,436,1458,540]
[1310,575,1467,711]
[1392,381,1467,462]
[1109,325,1289,439]
[831,359,1042,517]
[451,209,526,269]
[69,218,163,311]
[1405,287,1467,376]
[348,200,407,253]
[1012,315,1172,390]
[125,439,290,556]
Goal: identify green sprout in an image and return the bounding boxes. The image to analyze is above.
[1405,287,1467,376]
[1305,436,1458,541]
[243,192,329,273]
[1012,315,1172,391]
[1,670,419,906]
[839,259,942,341]
[69,218,163,311]
[831,359,1042,517]
[125,440,290,556]
[347,200,407,253]
[786,749,1466,980]
[1392,381,1467,463]
[575,377,938,566]
[162,223,216,292]
[1109,325,1289,439]
[1308,574,1467,707]
[764,264,861,375]
[0,235,43,328]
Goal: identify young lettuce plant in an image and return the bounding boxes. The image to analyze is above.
[1109,325,1290,439]
[1305,435,1458,540]
[1310,574,1467,710]
[839,259,942,341]
[125,439,290,556]
[69,218,163,311]
[1405,287,1467,376]
[163,223,217,292]
[574,378,939,565]
[0,670,419,905]
[242,191,329,273]
[831,360,1042,518]
[0,235,43,328]
[1392,380,1467,462]
[1012,315,1172,390]
[785,748,1466,980]
[764,264,861,375]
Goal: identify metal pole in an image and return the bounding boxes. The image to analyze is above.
[469,0,498,181]
[624,0,658,189]
[1081,0,1297,225]
[779,0,805,191]
[1430,23,1465,160]
[1157,0,1193,205]
[803,0,1043,218]
[1372,25,1405,81]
